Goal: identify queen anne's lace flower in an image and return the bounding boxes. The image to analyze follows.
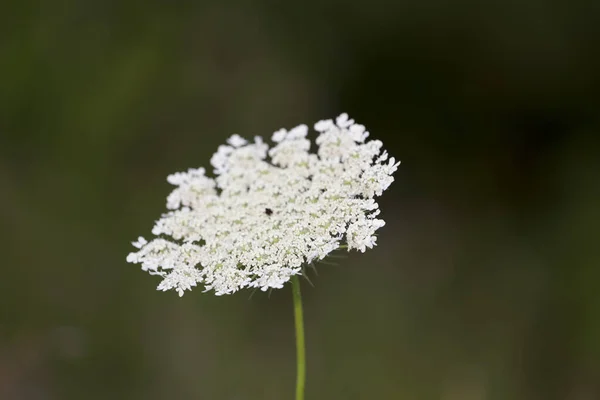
[126,114,400,296]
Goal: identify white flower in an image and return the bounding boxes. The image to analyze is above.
[226,134,248,148]
[131,236,147,249]
[127,114,400,296]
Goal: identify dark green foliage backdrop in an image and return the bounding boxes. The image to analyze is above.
[1,1,599,399]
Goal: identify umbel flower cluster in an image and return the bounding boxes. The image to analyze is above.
[127,114,399,296]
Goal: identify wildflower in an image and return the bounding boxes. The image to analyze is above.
[126,113,399,296]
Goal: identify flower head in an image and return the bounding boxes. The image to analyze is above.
[126,114,400,296]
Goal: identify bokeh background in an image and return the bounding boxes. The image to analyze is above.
[1,1,599,399]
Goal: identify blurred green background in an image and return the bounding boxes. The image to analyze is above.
[1,1,599,399]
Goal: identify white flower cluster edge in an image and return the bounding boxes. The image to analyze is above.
[126,113,400,296]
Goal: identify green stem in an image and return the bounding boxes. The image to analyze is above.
[291,275,305,400]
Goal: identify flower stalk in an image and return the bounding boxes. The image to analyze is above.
[291,275,305,400]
